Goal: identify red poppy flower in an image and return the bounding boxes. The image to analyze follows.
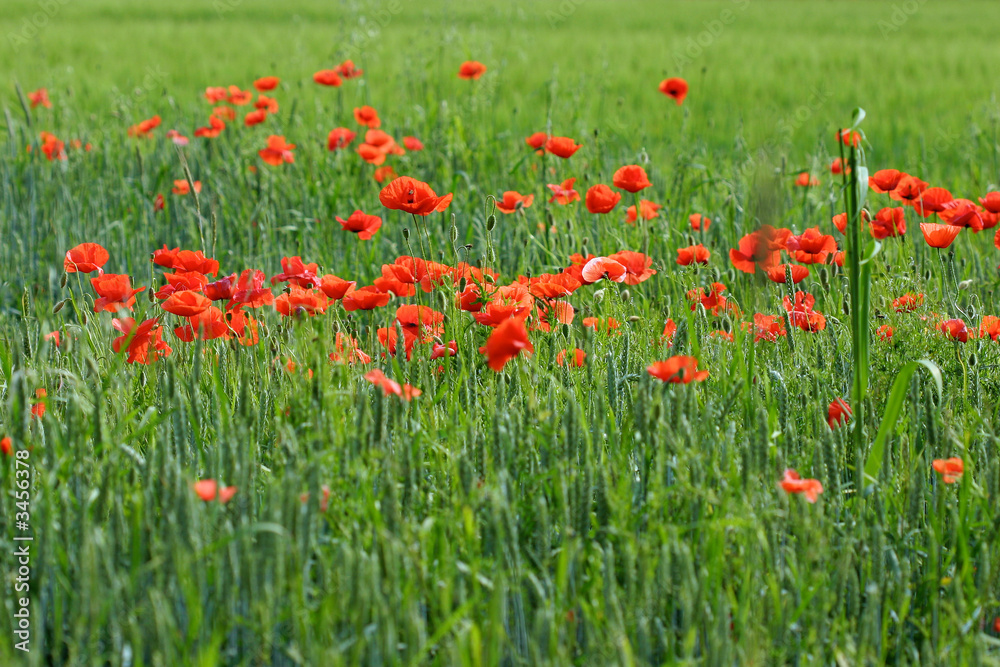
[836,128,861,147]
[379,176,453,215]
[890,175,928,204]
[0,437,11,456]
[625,199,661,224]
[313,69,343,87]
[457,61,487,80]
[227,85,253,105]
[204,87,227,103]
[259,135,295,166]
[580,257,627,284]
[152,246,219,275]
[174,306,231,342]
[676,244,711,266]
[585,184,622,213]
[29,388,47,419]
[327,127,357,151]
[766,264,809,284]
[161,291,212,317]
[658,77,688,105]
[827,398,851,428]
[545,136,582,158]
[244,109,268,126]
[195,115,225,138]
[783,291,826,332]
[369,166,395,184]
[787,227,837,264]
[337,210,383,240]
[154,271,209,299]
[582,317,621,334]
[44,331,61,347]
[357,143,387,165]
[609,251,657,285]
[193,479,237,503]
[403,136,424,151]
[689,213,710,231]
[892,293,923,313]
[920,222,961,248]
[334,60,363,79]
[112,317,172,364]
[979,316,1000,341]
[613,165,652,193]
[275,286,329,316]
[203,274,237,301]
[91,274,145,312]
[172,179,202,195]
[869,169,903,193]
[365,129,405,156]
[938,199,985,232]
[28,88,51,108]
[473,284,533,327]
[877,325,894,341]
[830,157,850,175]
[780,469,823,503]
[342,286,390,311]
[328,332,371,365]
[980,192,1000,214]
[127,115,161,138]
[938,318,969,342]
[226,270,273,309]
[479,317,533,371]
[64,242,109,274]
[932,458,963,484]
[794,172,819,187]
[743,313,786,342]
[687,282,736,317]
[495,191,534,214]
[869,207,906,239]
[912,187,953,218]
[547,178,580,205]
[647,356,708,383]
[353,105,380,128]
[253,76,279,91]
[554,348,585,368]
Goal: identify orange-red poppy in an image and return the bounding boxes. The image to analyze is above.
[547,178,580,205]
[794,172,819,187]
[554,348,585,368]
[932,458,963,484]
[938,318,969,342]
[244,109,268,126]
[195,115,225,138]
[64,242,109,274]
[869,169,903,193]
[275,286,329,316]
[582,317,621,334]
[0,436,11,456]
[613,165,652,192]
[172,179,202,195]
[316,274,355,301]
[473,284,533,327]
[787,227,836,264]
[676,244,711,266]
[647,356,708,383]
[204,87,228,103]
[743,313,786,342]
[127,115,161,138]
[525,132,547,153]
[457,61,487,80]
[44,331,61,347]
[979,315,1000,341]
[689,213,710,231]
[912,187,953,218]
[870,207,906,239]
[174,306,231,342]
[780,469,823,502]
[336,210,382,240]
[335,60,363,79]
[877,325,894,341]
[828,398,851,428]
[495,191,534,214]
[313,69,343,87]
[585,184,621,213]
[166,129,189,146]
[353,105,380,128]
[161,291,212,317]
[254,76,279,91]
[28,88,51,108]
[830,157,850,175]
[152,246,219,276]
[327,127,357,151]
[609,250,657,285]
[154,271,209,299]
[403,136,424,151]
[545,136,582,158]
[342,286,391,311]
[91,274,145,312]
[766,264,809,284]
[625,199,661,224]
[784,291,826,332]
[259,135,295,166]
[938,199,986,231]
[112,317,172,364]
[980,192,1000,214]
[920,222,961,248]
[193,479,237,503]
[379,176,453,215]
[580,257,627,284]
[890,175,928,204]
[227,85,252,105]
[329,332,371,364]
[479,317,533,371]
[893,293,924,312]
[658,77,688,105]
[687,282,737,317]
[836,128,861,147]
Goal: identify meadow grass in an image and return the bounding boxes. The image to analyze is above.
[2,0,1000,664]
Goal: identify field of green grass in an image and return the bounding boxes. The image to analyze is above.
[3,0,1000,664]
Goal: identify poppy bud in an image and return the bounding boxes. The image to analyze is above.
[620,290,631,302]
[843,301,850,316]
[59,273,68,288]
[628,316,640,323]
[819,267,830,290]
[52,298,68,314]
[459,277,467,292]
[593,289,605,304]
[464,244,473,251]
[147,289,155,302]
[582,237,589,247]
[923,270,932,282]
[402,227,410,241]
[486,214,496,232]
[546,211,554,226]
[959,279,973,291]
[969,353,978,367]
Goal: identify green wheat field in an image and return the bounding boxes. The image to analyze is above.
[3,0,1000,664]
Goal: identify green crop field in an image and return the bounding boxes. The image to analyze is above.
[3,0,1000,664]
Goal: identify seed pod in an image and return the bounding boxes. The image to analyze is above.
[52,299,68,314]
[923,269,932,282]
[147,289,155,302]
[620,290,631,302]
[486,214,496,232]
[628,315,641,323]
[458,277,467,292]
[402,227,410,240]
[968,353,977,367]
[582,237,589,247]
[59,273,68,288]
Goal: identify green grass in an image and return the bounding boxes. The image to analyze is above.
[2,0,1000,664]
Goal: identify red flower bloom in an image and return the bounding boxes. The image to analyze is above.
[869,169,903,193]
[689,213,710,231]
[254,76,279,91]
[938,199,985,232]
[194,115,225,139]
[830,157,850,175]
[545,136,582,158]
[342,286,391,311]
[193,479,237,503]
[547,178,580,205]
[676,244,711,266]
[783,291,826,332]
[609,250,657,285]
[91,274,145,312]
[204,87,228,103]
[152,246,219,275]
[932,458,963,484]
[28,88,51,108]
[743,314,786,342]
[112,317,172,364]
[479,317,533,372]
[585,184,621,213]
[335,60,364,79]
[227,85,253,105]
[836,128,861,147]
[161,290,212,317]
[920,222,961,248]
[787,227,836,264]
[379,176,453,215]
[911,186,953,218]
[274,286,329,316]
[127,115,161,138]
[457,61,487,80]
[612,165,652,193]
[244,109,268,126]
[938,318,969,342]
[979,316,1000,341]
[327,127,357,151]
[556,348,586,368]
[495,191,535,214]
[172,179,202,195]
[64,242,109,274]
[870,207,906,239]
[877,325,894,341]
[794,172,819,187]
[374,166,398,183]
[828,398,851,428]
[313,69,343,87]
[525,132,547,153]
[259,135,295,166]
[337,210,383,240]
[979,192,1000,214]
[582,317,621,334]
[0,437,11,456]
[580,257,627,284]
[353,105,380,128]
[30,388,46,419]
[647,356,708,383]
[403,136,424,151]
[893,293,924,312]
[766,264,809,284]
[658,77,688,105]
[890,175,928,204]
[625,199,661,224]
[780,469,823,502]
